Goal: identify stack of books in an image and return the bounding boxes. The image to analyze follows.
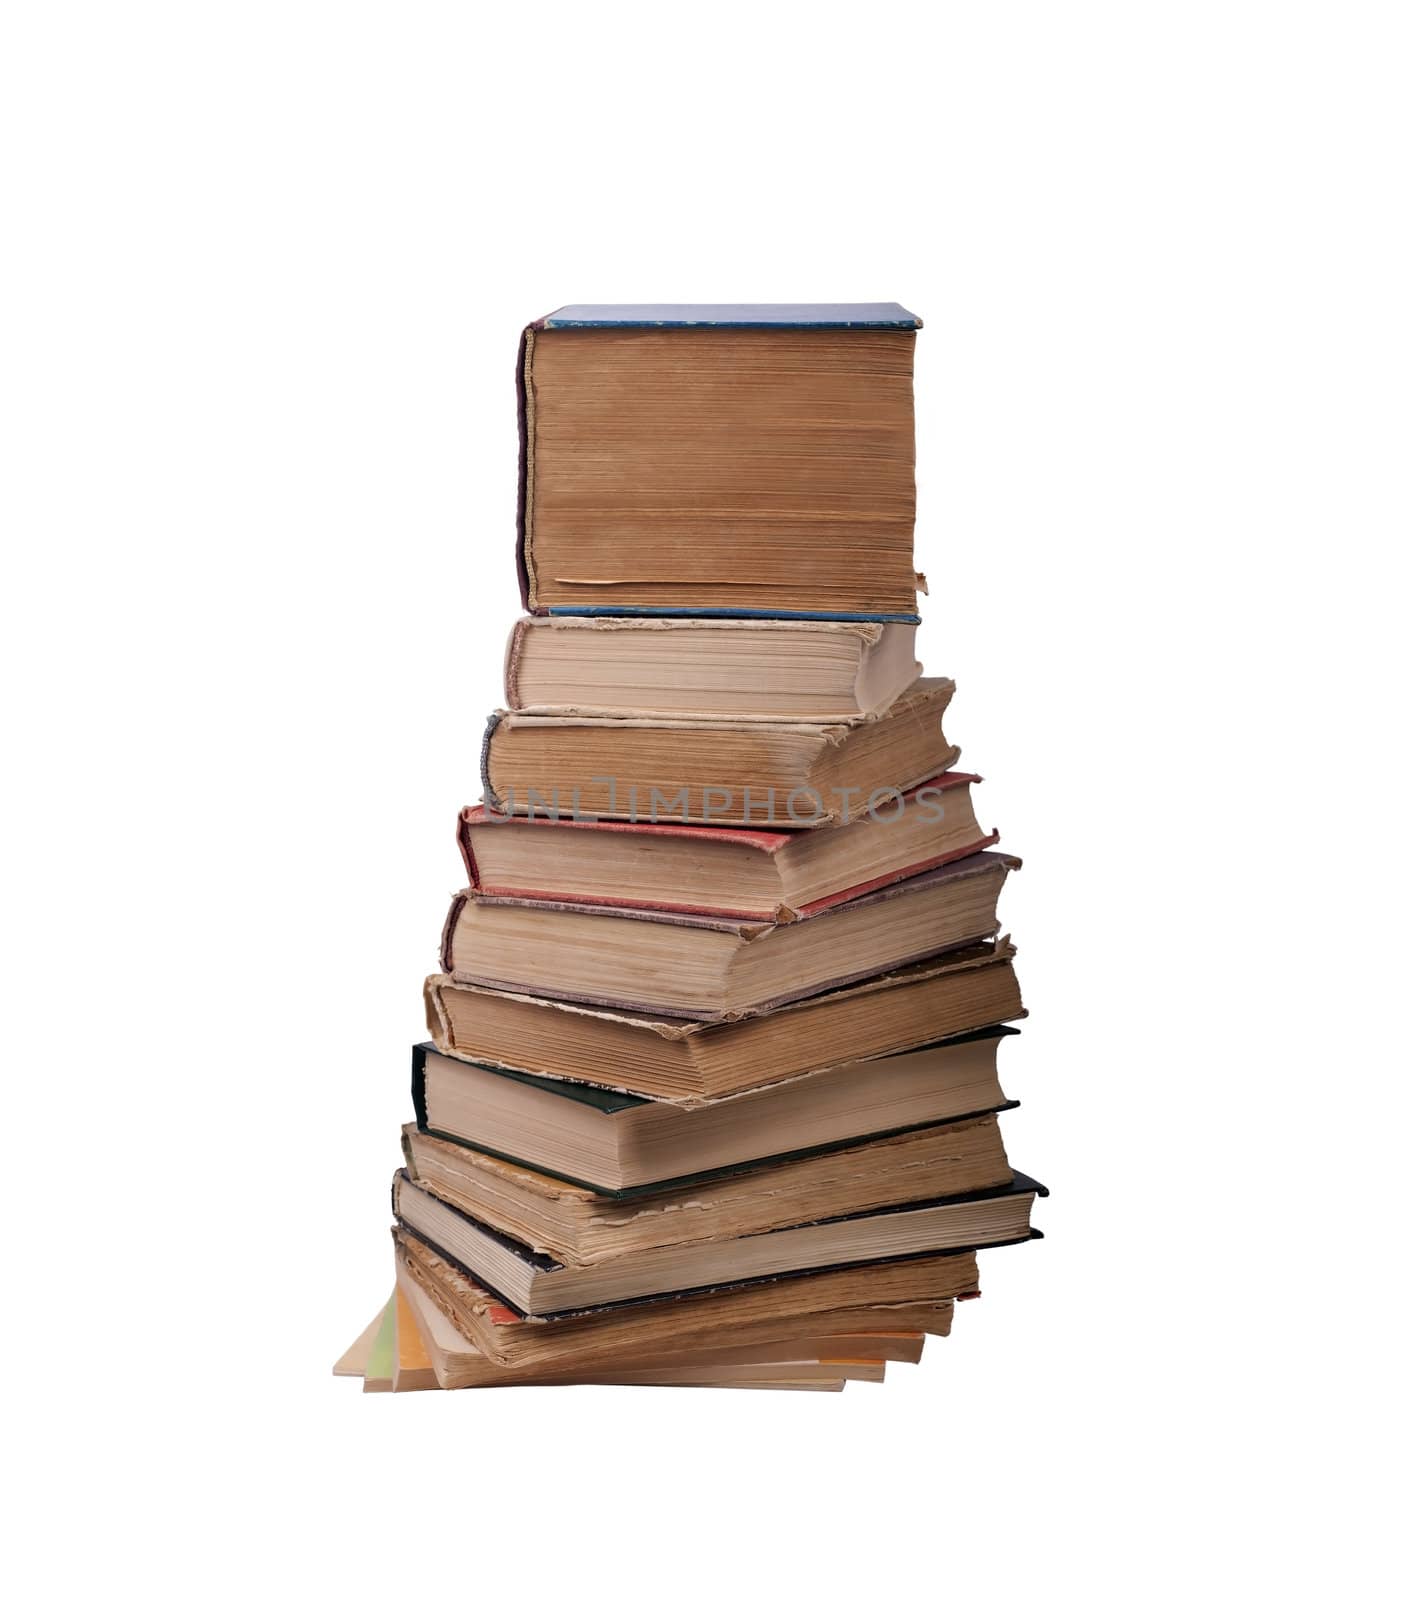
[336,303,1044,1394]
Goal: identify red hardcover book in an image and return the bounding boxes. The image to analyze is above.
[458,773,996,922]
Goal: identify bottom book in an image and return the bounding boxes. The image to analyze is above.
[391,1227,974,1374]
[334,1285,919,1393]
[334,1222,991,1391]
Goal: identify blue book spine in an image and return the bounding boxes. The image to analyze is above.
[546,606,922,624]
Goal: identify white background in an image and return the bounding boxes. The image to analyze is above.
[3,4,1414,1595]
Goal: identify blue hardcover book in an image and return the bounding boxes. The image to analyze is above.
[516,305,924,622]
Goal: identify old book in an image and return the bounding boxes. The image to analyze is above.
[394,1168,1043,1316]
[332,1300,388,1377]
[716,1330,925,1366]
[481,675,958,829]
[361,1297,395,1393]
[516,304,923,620]
[423,939,1025,1100]
[457,773,994,921]
[408,1030,1016,1194]
[391,1285,440,1392]
[402,1108,1014,1261]
[504,617,922,721]
[395,1228,969,1371]
[350,1277,854,1392]
[396,1267,870,1392]
[440,850,1018,1020]
[392,1282,858,1393]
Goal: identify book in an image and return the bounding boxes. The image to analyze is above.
[423,939,1024,1100]
[396,1267,878,1392]
[361,1296,396,1393]
[457,772,995,921]
[394,1168,1043,1315]
[332,1300,388,1377]
[723,1330,926,1366]
[391,1285,440,1392]
[516,304,923,620]
[440,850,1017,1020]
[353,1277,863,1392]
[503,616,922,721]
[408,1029,1016,1194]
[401,1109,1014,1261]
[337,298,1043,1401]
[390,1248,926,1373]
[395,1228,970,1371]
[482,676,958,828]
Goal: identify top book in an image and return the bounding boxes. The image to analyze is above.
[516,304,924,622]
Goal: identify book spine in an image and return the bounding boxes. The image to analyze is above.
[545,606,923,623]
[503,618,529,710]
[422,976,454,1056]
[438,892,469,974]
[410,1047,430,1130]
[515,321,541,612]
[456,809,482,890]
[479,711,504,811]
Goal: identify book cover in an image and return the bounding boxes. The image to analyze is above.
[536,304,923,330]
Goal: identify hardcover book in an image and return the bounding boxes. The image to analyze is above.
[503,616,922,722]
[457,772,995,921]
[395,1226,976,1369]
[481,675,959,828]
[516,304,923,620]
[397,1262,910,1392]
[401,1108,1015,1262]
[422,938,1025,1101]
[439,850,1019,1020]
[393,1168,1046,1315]
[408,1025,1018,1194]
